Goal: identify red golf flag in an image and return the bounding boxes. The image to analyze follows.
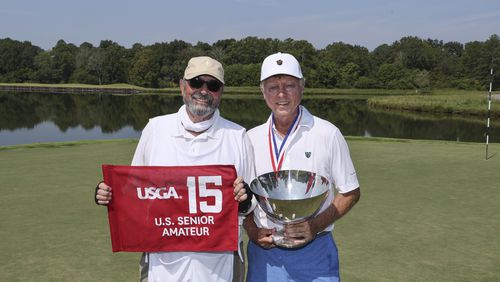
[102,164,238,252]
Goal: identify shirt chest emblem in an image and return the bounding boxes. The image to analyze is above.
[305,151,311,158]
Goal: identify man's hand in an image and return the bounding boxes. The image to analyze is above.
[283,220,317,247]
[233,176,248,202]
[243,214,276,249]
[233,176,254,214]
[95,182,112,205]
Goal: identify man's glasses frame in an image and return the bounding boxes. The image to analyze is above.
[186,77,223,92]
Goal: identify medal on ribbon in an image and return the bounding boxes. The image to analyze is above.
[267,106,303,173]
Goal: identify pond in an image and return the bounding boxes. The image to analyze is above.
[0,92,498,146]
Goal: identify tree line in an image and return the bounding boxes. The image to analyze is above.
[0,35,498,90]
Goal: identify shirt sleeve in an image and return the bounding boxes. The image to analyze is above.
[241,132,256,184]
[330,129,360,193]
[240,131,258,215]
[131,120,153,166]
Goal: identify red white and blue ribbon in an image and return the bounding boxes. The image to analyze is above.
[268,106,303,173]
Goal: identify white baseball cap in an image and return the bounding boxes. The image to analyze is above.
[260,52,303,81]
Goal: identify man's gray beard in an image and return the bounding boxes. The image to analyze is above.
[184,93,217,118]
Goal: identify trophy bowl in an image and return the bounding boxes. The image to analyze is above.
[250,170,331,248]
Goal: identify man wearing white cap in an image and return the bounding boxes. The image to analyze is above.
[243,52,361,281]
[95,56,256,282]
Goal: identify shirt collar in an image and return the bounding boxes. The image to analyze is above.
[267,105,314,134]
[298,105,314,128]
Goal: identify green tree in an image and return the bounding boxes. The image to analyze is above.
[224,37,279,65]
[32,51,60,83]
[71,42,100,84]
[393,36,438,70]
[435,41,464,83]
[377,63,410,89]
[412,69,431,91]
[211,39,237,64]
[315,61,340,88]
[319,42,371,76]
[484,34,500,89]
[460,35,500,89]
[87,48,106,85]
[129,48,160,87]
[148,40,194,85]
[225,64,260,86]
[338,62,361,88]
[0,38,41,82]
[97,40,129,84]
[50,39,78,82]
[370,44,396,70]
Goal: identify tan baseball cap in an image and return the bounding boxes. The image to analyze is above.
[184,56,225,84]
[260,52,303,81]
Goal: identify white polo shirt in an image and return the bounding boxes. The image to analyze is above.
[131,106,255,282]
[247,105,359,232]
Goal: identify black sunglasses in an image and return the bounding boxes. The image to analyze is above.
[187,77,223,92]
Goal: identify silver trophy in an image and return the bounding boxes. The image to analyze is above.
[250,170,331,248]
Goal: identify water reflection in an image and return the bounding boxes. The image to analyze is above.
[0,92,498,146]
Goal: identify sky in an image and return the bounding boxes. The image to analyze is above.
[1,0,499,51]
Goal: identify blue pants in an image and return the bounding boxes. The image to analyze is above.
[246,233,340,282]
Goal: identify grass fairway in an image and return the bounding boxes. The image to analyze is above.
[341,138,500,281]
[0,140,139,281]
[0,138,499,281]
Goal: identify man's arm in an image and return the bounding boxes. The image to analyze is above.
[284,188,361,244]
[243,212,276,249]
[311,187,360,232]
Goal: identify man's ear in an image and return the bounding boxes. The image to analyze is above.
[179,79,185,96]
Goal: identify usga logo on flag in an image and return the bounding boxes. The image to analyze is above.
[136,186,180,200]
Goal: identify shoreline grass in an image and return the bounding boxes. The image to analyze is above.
[2,82,497,117]
[0,82,489,96]
[0,138,138,151]
[1,138,499,281]
[368,92,500,117]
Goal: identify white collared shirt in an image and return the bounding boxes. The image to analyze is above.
[131,107,256,282]
[247,105,359,231]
